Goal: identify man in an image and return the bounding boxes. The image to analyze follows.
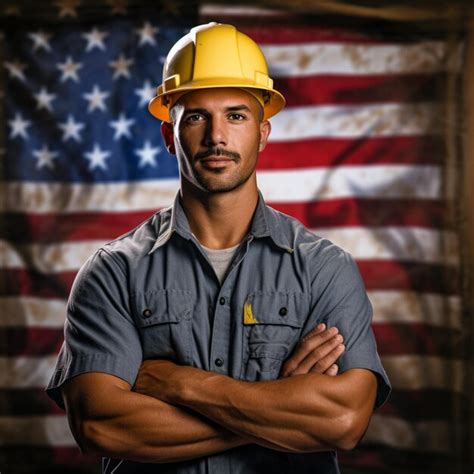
[46,23,390,473]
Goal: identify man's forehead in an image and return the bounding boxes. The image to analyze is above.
[177,88,261,111]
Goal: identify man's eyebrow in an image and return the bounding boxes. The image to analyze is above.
[226,105,251,112]
[182,105,252,115]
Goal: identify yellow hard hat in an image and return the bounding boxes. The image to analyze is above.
[148,22,286,122]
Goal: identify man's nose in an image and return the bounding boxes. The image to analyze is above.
[203,117,227,147]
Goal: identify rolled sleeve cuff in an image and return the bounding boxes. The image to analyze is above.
[46,353,141,410]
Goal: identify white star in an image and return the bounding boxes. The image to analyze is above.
[8,113,31,139]
[58,115,85,142]
[55,0,80,18]
[34,145,59,170]
[57,56,82,82]
[109,54,133,80]
[83,85,109,112]
[82,27,108,52]
[110,113,135,140]
[84,144,110,170]
[135,140,160,168]
[136,22,158,47]
[135,80,156,108]
[28,31,52,52]
[4,60,27,82]
[34,87,56,112]
[105,0,127,15]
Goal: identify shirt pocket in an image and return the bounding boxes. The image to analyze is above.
[240,291,305,381]
[131,289,193,365]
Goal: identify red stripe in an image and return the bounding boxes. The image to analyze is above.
[0,269,77,298]
[275,73,443,107]
[0,389,65,416]
[357,261,459,294]
[372,323,462,357]
[239,25,402,45]
[2,328,65,356]
[1,261,459,300]
[2,199,445,244]
[0,446,97,467]
[258,136,443,169]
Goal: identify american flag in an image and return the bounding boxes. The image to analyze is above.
[0,1,468,473]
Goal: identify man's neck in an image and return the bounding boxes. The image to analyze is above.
[179,179,259,250]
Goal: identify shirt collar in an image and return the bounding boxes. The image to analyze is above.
[149,190,293,254]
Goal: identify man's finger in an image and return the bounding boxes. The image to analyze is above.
[289,341,345,377]
[321,364,339,376]
[281,326,340,376]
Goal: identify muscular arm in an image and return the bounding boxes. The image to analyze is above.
[62,324,344,462]
[62,372,250,463]
[137,361,377,453]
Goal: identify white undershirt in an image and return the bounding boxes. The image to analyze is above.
[201,243,241,284]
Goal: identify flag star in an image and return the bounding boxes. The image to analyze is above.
[105,0,127,15]
[109,54,133,80]
[110,113,135,140]
[136,22,158,46]
[82,27,108,52]
[136,140,160,168]
[58,115,85,142]
[83,85,109,112]
[34,87,56,112]
[55,0,80,18]
[4,60,27,82]
[28,31,52,52]
[135,80,156,108]
[57,56,82,82]
[84,144,110,170]
[8,113,31,139]
[34,145,59,170]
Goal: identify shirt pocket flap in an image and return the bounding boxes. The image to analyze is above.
[244,291,305,329]
[132,289,192,328]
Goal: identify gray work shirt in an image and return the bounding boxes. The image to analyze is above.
[46,191,391,474]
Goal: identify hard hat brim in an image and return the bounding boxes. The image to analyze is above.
[148,81,286,122]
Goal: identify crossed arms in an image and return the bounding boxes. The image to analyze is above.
[62,324,377,464]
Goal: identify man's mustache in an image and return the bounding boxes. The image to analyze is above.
[194,147,241,161]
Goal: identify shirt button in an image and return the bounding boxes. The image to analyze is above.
[142,308,152,318]
[279,307,288,316]
[215,358,224,367]
[219,297,226,305]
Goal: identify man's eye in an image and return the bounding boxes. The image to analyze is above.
[185,114,204,123]
[228,113,245,121]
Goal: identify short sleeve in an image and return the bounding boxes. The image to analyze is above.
[305,243,391,409]
[46,249,143,409]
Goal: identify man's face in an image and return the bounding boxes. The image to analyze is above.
[164,88,271,194]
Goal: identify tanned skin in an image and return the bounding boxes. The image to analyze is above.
[62,88,375,463]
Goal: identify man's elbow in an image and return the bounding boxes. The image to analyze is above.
[333,409,371,451]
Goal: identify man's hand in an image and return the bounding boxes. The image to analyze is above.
[280,324,344,378]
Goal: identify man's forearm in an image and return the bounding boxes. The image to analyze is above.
[63,373,251,464]
[138,362,376,453]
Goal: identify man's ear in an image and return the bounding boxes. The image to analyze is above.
[161,121,176,155]
[258,120,271,153]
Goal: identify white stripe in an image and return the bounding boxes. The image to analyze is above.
[0,355,59,388]
[0,293,461,330]
[381,355,463,393]
[259,165,441,202]
[200,4,286,17]
[0,178,178,213]
[313,227,459,265]
[1,354,462,391]
[269,103,440,141]
[364,415,452,452]
[262,42,462,77]
[1,239,107,272]
[1,165,441,213]
[0,297,67,327]
[369,291,462,329]
[0,415,75,447]
[0,226,455,273]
